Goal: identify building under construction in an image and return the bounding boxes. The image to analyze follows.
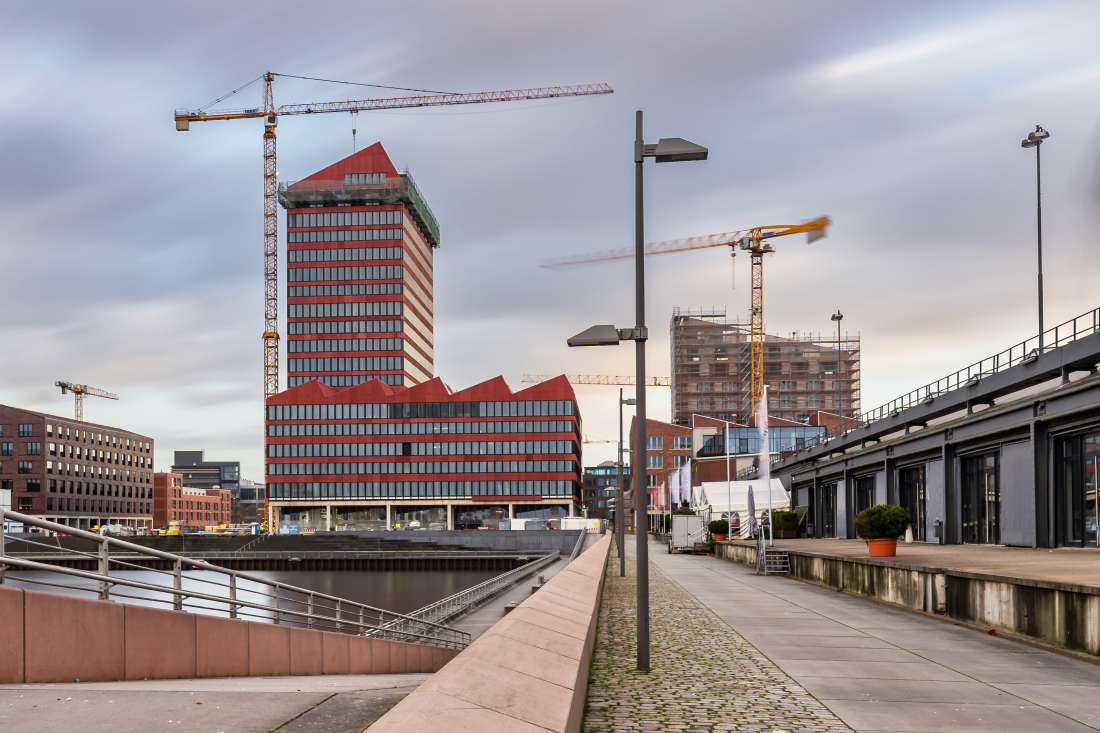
[671,307,861,426]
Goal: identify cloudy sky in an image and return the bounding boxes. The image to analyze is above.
[3,0,1099,479]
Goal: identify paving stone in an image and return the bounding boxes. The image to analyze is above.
[583,544,850,733]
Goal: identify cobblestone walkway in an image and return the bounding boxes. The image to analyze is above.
[583,544,850,733]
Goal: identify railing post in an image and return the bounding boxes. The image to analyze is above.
[98,536,110,601]
[0,510,6,585]
[336,600,342,633]
[173,558,183,611]
[273,585,280,624]
[307,593,314,629]
[229,573,238,619]
[359,606,364,635]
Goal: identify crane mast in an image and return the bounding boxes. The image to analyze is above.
[55,381,119,422]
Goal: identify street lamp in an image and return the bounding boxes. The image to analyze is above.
[618,390,636,578]
[567,111,707,672]
[831,311,843,434]
[1021,125,1049,349]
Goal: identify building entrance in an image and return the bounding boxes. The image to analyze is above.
[819,483,837,538]
[1057,430,1100,548]
[962,452,1000,544]
[854,475,875,516]
[898,465,926,542]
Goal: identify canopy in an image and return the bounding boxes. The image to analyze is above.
[692,479,789,515]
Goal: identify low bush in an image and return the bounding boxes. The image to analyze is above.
[708,519,729,535]
[771,511,799,532]
[855,504,910,540]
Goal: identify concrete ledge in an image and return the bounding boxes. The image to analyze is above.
[367,533,612,733]
[0,584,459,683]
[716,541,1100,656]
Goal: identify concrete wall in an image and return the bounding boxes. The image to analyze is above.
[1000,441,1036,548]
[0,584,456,684]
[335,529,583,555]
[715,542,1100,657]
[367,533,612,733]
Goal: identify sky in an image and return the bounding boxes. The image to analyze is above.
[2,0,1099,479]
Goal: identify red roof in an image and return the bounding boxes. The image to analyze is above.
[299,142,400,183]
[267,374,578,406]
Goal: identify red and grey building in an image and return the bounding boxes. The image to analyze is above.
[264,376,583,530]
[278,142,437,388]
[0,405,154,531]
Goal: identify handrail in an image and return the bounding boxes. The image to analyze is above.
[0,509,469,649]
[4,549,542,560]
[568,530,587,563]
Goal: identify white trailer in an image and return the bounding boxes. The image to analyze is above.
[668,514,706,554]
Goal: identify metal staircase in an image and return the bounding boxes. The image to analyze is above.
[755,533,791,575]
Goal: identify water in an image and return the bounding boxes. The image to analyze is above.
[4,568,501,621]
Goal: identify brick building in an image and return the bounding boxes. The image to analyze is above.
[0,405,154,531]
[582,461,630,522]
[170,451,259,524]
[627,418,693,529]
[265,375,583,531]
[278,143,437,389]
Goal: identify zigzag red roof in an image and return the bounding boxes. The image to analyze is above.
[267,374,577,405]
[297,141,400,184]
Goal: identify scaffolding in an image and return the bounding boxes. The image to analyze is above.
[671,307,861,426]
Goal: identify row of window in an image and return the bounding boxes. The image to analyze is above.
[288,338,404,354]
[289,284,403,298]
[644,436,692,451]
[287,375,404,388]
[45,424,151,451]
[342,173,388,186]
[288,265,403,283]
[0,424,35,437]
[268,479,576,500]
[288,247,403,263]
[266,419,580,438]
[287,301,402,319]
[47,444,150,467]
[267,400,577,422]
[289,208,400,228]
[43,463,152,483]
[43,497,149,514]
[268,440,577,459]
[0,442,38,456]
[267,460,578,476]
[288,356,404,373]
[645,455,690,469]
[287,320,403,335]
[46,479,146,497]
[288,229,404,244]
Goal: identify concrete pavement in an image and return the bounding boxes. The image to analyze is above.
[0,673,430,733]
[653,541,1100,732]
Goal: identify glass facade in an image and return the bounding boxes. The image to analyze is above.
[898,465,926,541]
[962,452,1000,544]
[1057,431,1100,547]
[696,425,826,457]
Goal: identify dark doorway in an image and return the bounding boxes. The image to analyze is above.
[1056,430,1100,548]
[898,465,926,541]
[962,452,1000,544]
[854,475,875,516]
[819,482,837,538]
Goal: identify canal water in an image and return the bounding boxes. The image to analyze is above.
[5,568,501,618]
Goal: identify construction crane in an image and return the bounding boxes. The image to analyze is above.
[583,435,616,444]
[174,73,613,478]
[543,217,831,420]
[522,374,671,387]
[55,381,118,422]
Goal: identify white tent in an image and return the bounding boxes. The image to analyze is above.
[692,479,789,526]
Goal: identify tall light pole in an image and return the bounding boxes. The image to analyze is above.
[568,114,706,672]
[618,390,636,578]
[831,311,843,433]
[1021,126,1049,349]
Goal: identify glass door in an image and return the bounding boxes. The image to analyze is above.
[820,483,837,538]
[854,475,875,515]
[899,465,926,541]
[962,452,999,544]
[1058,432,1100,547]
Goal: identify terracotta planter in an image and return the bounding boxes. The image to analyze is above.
[866,538,898,557]
[713,533,727,542]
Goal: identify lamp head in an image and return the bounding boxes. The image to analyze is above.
[652,137,708,163]
[831,311,843,322]
[567,324,623,347]
[622,398,637,406]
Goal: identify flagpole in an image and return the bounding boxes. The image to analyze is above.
[759,385,773,547]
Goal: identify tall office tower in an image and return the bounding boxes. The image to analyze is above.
[279,143,438,389]
[670,307,861,426]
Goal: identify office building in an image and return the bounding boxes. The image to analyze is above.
[170,450,256,523]
[264,375,582,531]
[671,307,861,425]
[152,472,231,529]
[0,405,154,531]
[278,142,437,389]
[582,461,630,522]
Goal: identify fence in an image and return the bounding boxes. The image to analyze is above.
[0,510,469,649]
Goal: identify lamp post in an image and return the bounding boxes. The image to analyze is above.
[568,112,707,672]
[618,390,636,578]
[831,311,843,434]
[1021,125,1049,349]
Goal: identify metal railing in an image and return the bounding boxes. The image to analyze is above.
[568,529,587,563]
[0,510,469,649]
[3,548,539,561]
[377,552,563,636]
[765,306,1100,464]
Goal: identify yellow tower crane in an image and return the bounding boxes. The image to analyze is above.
[55,381,119,422]
[174,73,613,477]
[543,217,831,421]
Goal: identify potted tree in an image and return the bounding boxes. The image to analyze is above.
[855,504,911,557]
[771,511,800,539]
[708,519,730,542]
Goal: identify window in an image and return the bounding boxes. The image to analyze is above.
[646,474,658,488]
[18,461,33,474]
[646,455,663,469]
[25,479,41,492]
[16,497,33,511]
[807,396,822,408]
[1,479,12,491]
[779,397,793,408]
[674,455,690,468]
[779,381,792,391]
[26,442,41,455]
[18,424,33,437]
[806,380,823,390]
[674,436,691,450]
[0,443,12,456]
[646,436,663,451]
